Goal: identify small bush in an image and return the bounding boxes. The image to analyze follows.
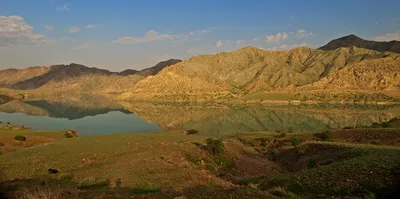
[64,132,73,138]
[0,142,4,147]
[14,135,26,141]
[187,129,199,134]
[290,137,305,146]
[203,138,224,156]
[308,158,318,169]
[186,154,203,165]
[287,127,294,133]
[370,140,381,145]
[237,137,254,146]
[269,148,279,155]
[191,142,203,147]
[342,126,353,129]
[59,174,73,181]
[277,133,286,138]
[133,184,160,194]
[255,137,269,147]
[313,131,332,141]
[296,144,308,154]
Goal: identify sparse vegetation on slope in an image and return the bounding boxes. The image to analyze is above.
[122,46,399,101]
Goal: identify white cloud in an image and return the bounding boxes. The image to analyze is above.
[295,29,313,38]
[375,31,400,41]
[0,15,48,46]
[68,26,80,33]
[236,40,242,45]
[216,40,223,48]
[112,30,187,44]
[74,41,96,50]
[85,24,101,28]
[265,32,289,43]
[56,4,70,11]
[45,25,53,31]
[279,43,308,50]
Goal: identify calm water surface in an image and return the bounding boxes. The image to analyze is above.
[0,99,399,136]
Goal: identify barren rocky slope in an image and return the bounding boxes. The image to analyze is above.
[298,54,400,91]
[0,59,181,98]
[120,46,398,101]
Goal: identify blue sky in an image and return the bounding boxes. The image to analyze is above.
[0,0,399,71]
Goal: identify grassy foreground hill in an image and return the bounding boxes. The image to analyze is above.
[0,121,400,198]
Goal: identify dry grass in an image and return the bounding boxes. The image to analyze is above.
[14,186,63,199]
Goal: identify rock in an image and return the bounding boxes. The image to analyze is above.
[66,130,78,137]
[48,168,59,174]
[174,196,187,199]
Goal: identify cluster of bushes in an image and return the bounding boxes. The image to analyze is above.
[14,135,26,141]
[290,137,305,146]
[187,129,199,135]
[203,138,224,156]
[313,131,332,141]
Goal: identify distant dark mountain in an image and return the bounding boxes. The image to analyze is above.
[119,69,139,76]
[12,63,115,90]
[118,59,181,76]
[318,34,400,53]
[135,59,182,77]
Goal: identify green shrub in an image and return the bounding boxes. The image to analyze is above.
[381,122,390,128]
[313,131,332,141]
[203,138,224,156]
[64,132,73,138]
[59,174,73,181]
[343,126,353,129]
[255,137,269,147]
[307,158,318,169]
[187,129,199,134]
[277,133,286,138]
[237,137,255,146]
[14,135,26,141]
[133,184,160,194]
[370,140,381,145]
[186,154,203,165]
[269,148,279,155]
[290,137,305,146]
[296,144,308,154]
[287,127,294,133]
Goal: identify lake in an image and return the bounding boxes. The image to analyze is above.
[0,98,399,136]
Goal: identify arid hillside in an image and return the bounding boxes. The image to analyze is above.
[119,46,398,101]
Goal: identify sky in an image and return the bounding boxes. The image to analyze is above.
[0,0,399,71]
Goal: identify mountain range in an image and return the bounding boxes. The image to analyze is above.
[0,35,399,102]
[318,34,400,53]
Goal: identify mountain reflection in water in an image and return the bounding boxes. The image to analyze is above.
[0,98,399,136]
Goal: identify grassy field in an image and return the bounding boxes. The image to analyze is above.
[0,121,399,198]
[0,125,66,154]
